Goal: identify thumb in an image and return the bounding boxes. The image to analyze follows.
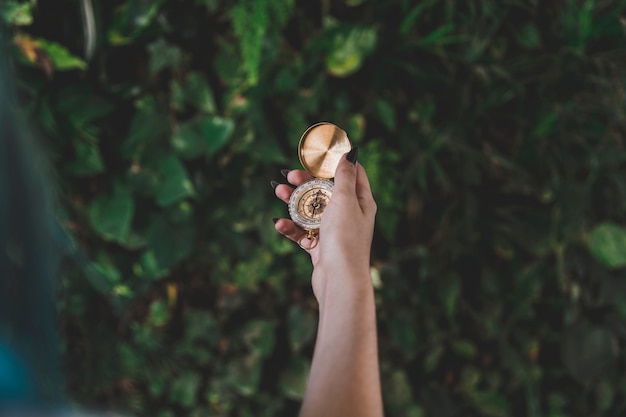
[333,147,358,197]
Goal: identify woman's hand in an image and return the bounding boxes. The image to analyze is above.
[273,148,377,299]
[273,147,383,417]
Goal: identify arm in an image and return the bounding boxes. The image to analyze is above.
[273,148,383,417]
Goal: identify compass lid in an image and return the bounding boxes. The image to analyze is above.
[298,122,352,179]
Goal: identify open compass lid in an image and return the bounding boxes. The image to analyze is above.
[298,122,352,179]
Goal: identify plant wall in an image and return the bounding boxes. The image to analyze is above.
[4,0,626,416]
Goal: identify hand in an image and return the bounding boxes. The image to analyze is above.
[273,148,377,299]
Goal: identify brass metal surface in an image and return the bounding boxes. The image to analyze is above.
[298,122,351,179]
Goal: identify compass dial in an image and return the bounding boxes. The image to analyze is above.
[288,178,334,230]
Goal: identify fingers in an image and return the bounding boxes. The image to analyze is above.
[274,218,317,250]
[273,169,314,204]
[286,169,315,186]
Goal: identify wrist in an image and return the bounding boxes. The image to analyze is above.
[312,262,373,302]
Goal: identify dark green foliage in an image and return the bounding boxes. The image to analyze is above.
[5,0,626,416]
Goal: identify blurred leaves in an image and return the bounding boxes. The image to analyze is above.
[588,223,626,269]
[326,24,377,77]
[1,0,36,26]
[88,183,134,243]
[10,0,626,416]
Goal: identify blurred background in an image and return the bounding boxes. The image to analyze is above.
[4,0,626,416]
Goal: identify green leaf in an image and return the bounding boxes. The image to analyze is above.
[91,261,121,285]
[531,111,559,138]
[148,300,170,327]
[226,352,263,396]
[515,24,542,49]
[326,26,377,77]
[384,370,413,409]
[438,275,460,317]
[56,87,115,127]
[230,0,295,85]
[107,0,165,44]
[241,320,275,357]
[133,250,169,280]
[171,72,216,114]
[171,119,207,159]
[123,95,170,159]
[172,116,233,159]
[470,391,510,417]
[389,313,417,356]
[375,99,396,131]
[146,214,195,269]
[67,139,105,176]
[169,372,201,408]
[155,156,195,206]
[588,223,626,269]
[88,183,134,242]
[562,323,615,385]
[148,38,183,75]
[452,339,478,358]
[424,345,444,372]
[399,1,436,35]
[418,23,456,46]
[36,38,87,70]
[2,0,35,26]
[203,116,234,154]
[279,357,309,400]
[287,305,317,352]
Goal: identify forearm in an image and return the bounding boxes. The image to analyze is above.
[299,266,383,417]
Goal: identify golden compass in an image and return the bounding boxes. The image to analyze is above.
[288,122,351,249]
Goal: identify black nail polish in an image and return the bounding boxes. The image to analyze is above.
[270,180,279,189]
[346,146,359,164]
[272,217,279,224]
[280,169,290,178]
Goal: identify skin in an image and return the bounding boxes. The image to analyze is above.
[273,153,383,417]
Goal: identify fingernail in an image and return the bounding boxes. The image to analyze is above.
[272,217,279,224]
[270,180,279,189]
[280,169,290,178]
[346,146,359,165]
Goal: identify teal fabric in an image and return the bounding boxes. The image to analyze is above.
[0,28,64,408]
[0,342,34,407]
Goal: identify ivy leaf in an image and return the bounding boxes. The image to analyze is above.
[279,357,309,400]
[155,156,195,206]
[36,38,87,70]
[171,72,216,114]
[326,25,377,77]
[169,372,201,408]
[241,320,275,357]
[562,322,615,385]
[203,117,234,154]
[171,120,207,159]
[147,299,170,327]
[88,183,134,243]
[588,223,626,269]
[226,352,263,396]
[172,115,233,159]
[148,38,183,75]
[146,214,195,269]
[67,139,105,176]
[134,250,169,280]
[287,306,316,352]
[2,0,35,26]
[123,95,169,159]
[375,99,396,132]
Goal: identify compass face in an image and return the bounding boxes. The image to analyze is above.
[288,178,334,230]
